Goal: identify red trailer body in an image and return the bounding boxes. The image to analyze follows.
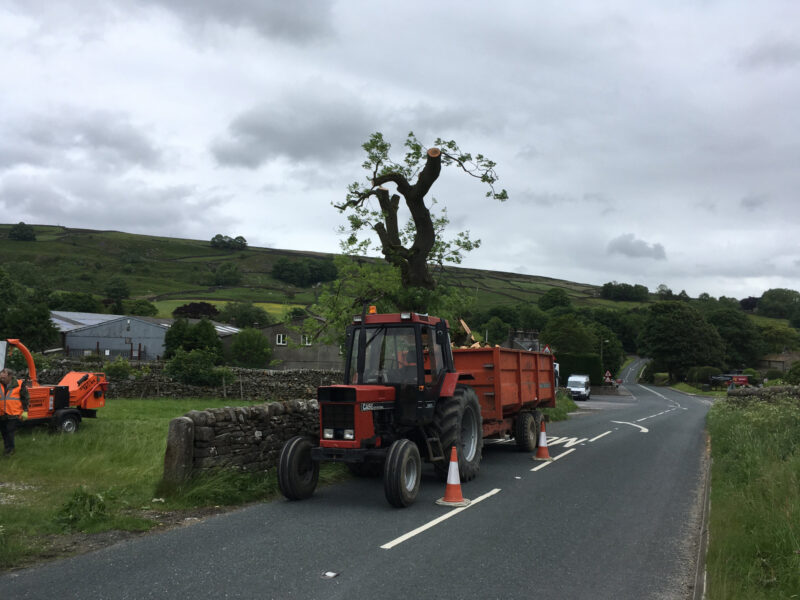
[450,347,556,438]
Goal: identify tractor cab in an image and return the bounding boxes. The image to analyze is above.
[342,310,453,425]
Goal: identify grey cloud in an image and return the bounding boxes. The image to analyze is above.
[144,0,334,42]
[0,173,229,233]
[740,194,768,211]
[0,112,162,172]
[211,90,376,168]
[607,233,666,260]
[739,39,800,69]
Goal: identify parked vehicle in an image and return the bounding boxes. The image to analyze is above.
[0,339,108,433]
[566,374,591,401]
[277,309,556,507]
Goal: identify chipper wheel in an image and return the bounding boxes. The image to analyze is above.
[514,410,542,452]
[432,385,483,482]
[383,439,421,508]
[277,436,319,500]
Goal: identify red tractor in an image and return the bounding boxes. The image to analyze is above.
[1,339,108,433]
[277,310,556,507]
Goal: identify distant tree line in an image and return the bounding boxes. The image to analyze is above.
[271,257,337,287]
[600,281,650,302]
[210,234,247,250]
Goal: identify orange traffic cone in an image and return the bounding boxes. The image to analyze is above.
[436,446,471,507]
[532,420,553,461]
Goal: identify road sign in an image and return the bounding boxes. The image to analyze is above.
[543,344,551,354]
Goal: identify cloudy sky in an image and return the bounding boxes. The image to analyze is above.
[1,1,798,299]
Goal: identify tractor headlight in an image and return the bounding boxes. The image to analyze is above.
[343,429,355,440]
[323,428,334,439]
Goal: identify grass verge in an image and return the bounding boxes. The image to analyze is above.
[541,391,579,421]
[0,397,346,571]
[671,382,728,397]
[706,395,800,598]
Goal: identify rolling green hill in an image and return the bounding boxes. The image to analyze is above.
[0,223,643,319]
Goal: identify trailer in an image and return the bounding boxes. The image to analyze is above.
[277,310,556,507]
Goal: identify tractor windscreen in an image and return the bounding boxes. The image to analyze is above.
[349,326,418,385]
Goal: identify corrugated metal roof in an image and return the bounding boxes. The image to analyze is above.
[51,311,240,337]
[50,311,122,332]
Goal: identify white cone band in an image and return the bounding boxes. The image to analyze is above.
[447,458,460,485]
[539,431,547,446]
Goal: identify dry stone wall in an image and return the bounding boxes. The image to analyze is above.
[37,360,341,402]
[163,399,320,483]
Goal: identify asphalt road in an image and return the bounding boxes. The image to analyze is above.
[2,361,711,600]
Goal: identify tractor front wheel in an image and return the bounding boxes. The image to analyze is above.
[383,439,421,508]
[277,436,319,500]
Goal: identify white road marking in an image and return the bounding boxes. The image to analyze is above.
[545,436,587,448]
[380,488,501,549]
[636,385,668,400]
[530,448,575,471]
[610,421,649,433]
[589,430,612,442]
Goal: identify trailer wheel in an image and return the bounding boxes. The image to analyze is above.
[57,413,80,434]
[432,385,483,482]
[383,439,421,508]
[277,436,319,501]
[515,411,542,452]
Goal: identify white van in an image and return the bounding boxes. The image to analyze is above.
[566,374,591,401]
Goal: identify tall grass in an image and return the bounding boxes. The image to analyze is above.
[706,396,800,599]
[0,398,291,570]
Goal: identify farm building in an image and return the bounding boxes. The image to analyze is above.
[51,311,239,361]
[260,318,342,370]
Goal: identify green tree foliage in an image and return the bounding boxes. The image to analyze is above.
[1,302,59,352]
[163,318,223,362]
[211,263,242,286]
[163,318,191,359]
[228,328,272,368]
[103,276,130,313]
[600,281,649,302]
[124,299,158,316]
[172,302,220,319]
[757,323,800,354]
[48,291,105,313]
[271,257,337,287]
[656,284,674,300]
[686,366,723,385]
[165,348,229,386]
[638,301,724,381]
[217,301,269,328]
[210,234,247,250]
[705,307,764,369]
[336,131,506,304]
[8,222,36,241]
[783,362,800,385]
[541,314,598,354]
[538,288,572,311]
[591,323,624,375]
[483,316,510,346]
[758,288,800,319]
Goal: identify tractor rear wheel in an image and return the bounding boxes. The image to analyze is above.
[277,436,319,500]
[432,385,483,482]
[515,410,542,452]
[383,439,421,508]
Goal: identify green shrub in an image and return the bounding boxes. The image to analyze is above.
[687,365,723,384]
[784,362,800,385]
[765,369,784,381]
[103,356,132,380]
[640,360,655,383]
[165,348,227,386]
[54,487,107,532]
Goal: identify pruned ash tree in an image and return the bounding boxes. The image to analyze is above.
[335,131,507,310]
